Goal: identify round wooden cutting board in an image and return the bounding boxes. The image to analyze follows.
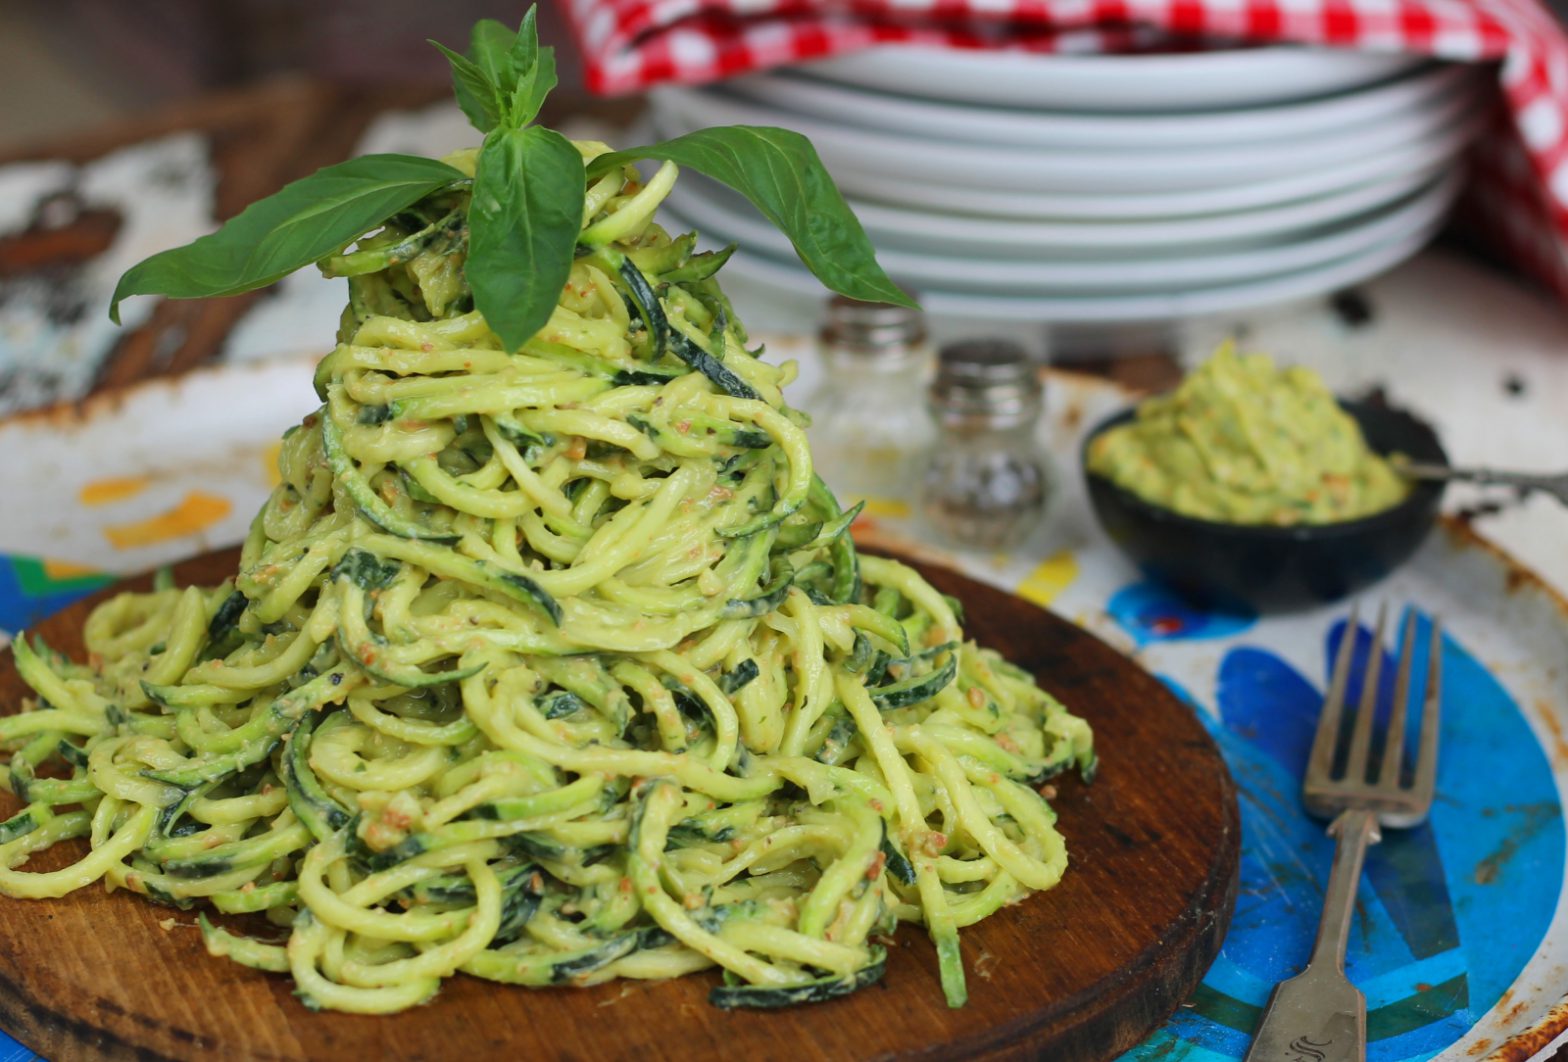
[0,549,1239,1062]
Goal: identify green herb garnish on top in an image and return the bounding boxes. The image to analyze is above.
[108,7,913,353]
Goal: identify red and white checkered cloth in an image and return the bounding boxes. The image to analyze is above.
[563,0,1568,301]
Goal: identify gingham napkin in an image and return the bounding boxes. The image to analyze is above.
[563,0,1568,301]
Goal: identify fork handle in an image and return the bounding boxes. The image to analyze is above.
[1396,461,1568,506]
[1243,809,1381,1062]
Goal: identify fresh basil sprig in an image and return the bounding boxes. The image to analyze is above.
[432,10,581,350]
[431,9,557,136]
[108,6,914,352]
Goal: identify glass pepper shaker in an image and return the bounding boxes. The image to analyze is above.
[803,294,934,513]
[920,339,1052,551]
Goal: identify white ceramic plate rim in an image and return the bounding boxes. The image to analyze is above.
[660,169,1458,293]
[705,220,1442,322]
[842,166,1447,251]
[652,84,1481,193]
[736,107,1484,219]
[800,43,1426,111]
[726,63,1477,149]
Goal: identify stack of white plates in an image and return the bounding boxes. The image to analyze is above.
[648,46,1489,324]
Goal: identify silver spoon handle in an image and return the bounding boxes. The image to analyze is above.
[1396,461,1568,506]
[1243,809,1380,1062]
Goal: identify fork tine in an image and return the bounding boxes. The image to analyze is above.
[1378,610,1418,788]
[1412,620,1444,803]
[1309,603,1359,782]
[1345,604,1387,782]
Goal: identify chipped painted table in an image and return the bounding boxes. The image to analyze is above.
[5,96,1568,1062]
[0,349,1565,1062]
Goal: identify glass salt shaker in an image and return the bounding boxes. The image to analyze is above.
[920,339,1052,551]
[803,295,934,512]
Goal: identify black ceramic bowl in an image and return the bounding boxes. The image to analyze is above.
[1081,398,1448,612]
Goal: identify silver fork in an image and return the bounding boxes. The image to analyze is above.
[1243,605,1443,1062]
[1395,459,1568,508]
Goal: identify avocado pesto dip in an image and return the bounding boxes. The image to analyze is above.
[1086,345,1409,525]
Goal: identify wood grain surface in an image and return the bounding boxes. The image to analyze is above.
[0,548,1240,1062]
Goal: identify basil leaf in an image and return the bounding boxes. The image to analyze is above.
[109,154,465,322]
[431,41,503,133]
[509,41,556,128]
[468,126,585,352]
[469,18,522,93]
[588,127,914,310]
[504,8,554,127]
[448,11,554,132]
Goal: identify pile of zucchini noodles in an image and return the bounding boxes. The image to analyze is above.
[0,143,1094,1014]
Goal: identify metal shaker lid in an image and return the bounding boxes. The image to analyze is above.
[929,339,1042,425]
[819,293,927,358]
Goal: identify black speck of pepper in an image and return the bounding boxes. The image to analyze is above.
[1503,373,1529,399]
[330,673,343,686]
[1330,287,1375,328]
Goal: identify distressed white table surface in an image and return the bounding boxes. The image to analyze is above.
[2,101,1568,1062]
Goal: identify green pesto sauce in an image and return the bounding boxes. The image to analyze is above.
[1086,345,1409,525]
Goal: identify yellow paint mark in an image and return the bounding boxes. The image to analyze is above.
[264,441,284,488]
[1017,550,1080,608]
[859,497,911,519]
[103,491,232,550]
[42,558,99,580]
[78,475,151,506]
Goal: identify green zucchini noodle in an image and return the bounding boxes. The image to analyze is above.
[0,143,1094,1013]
